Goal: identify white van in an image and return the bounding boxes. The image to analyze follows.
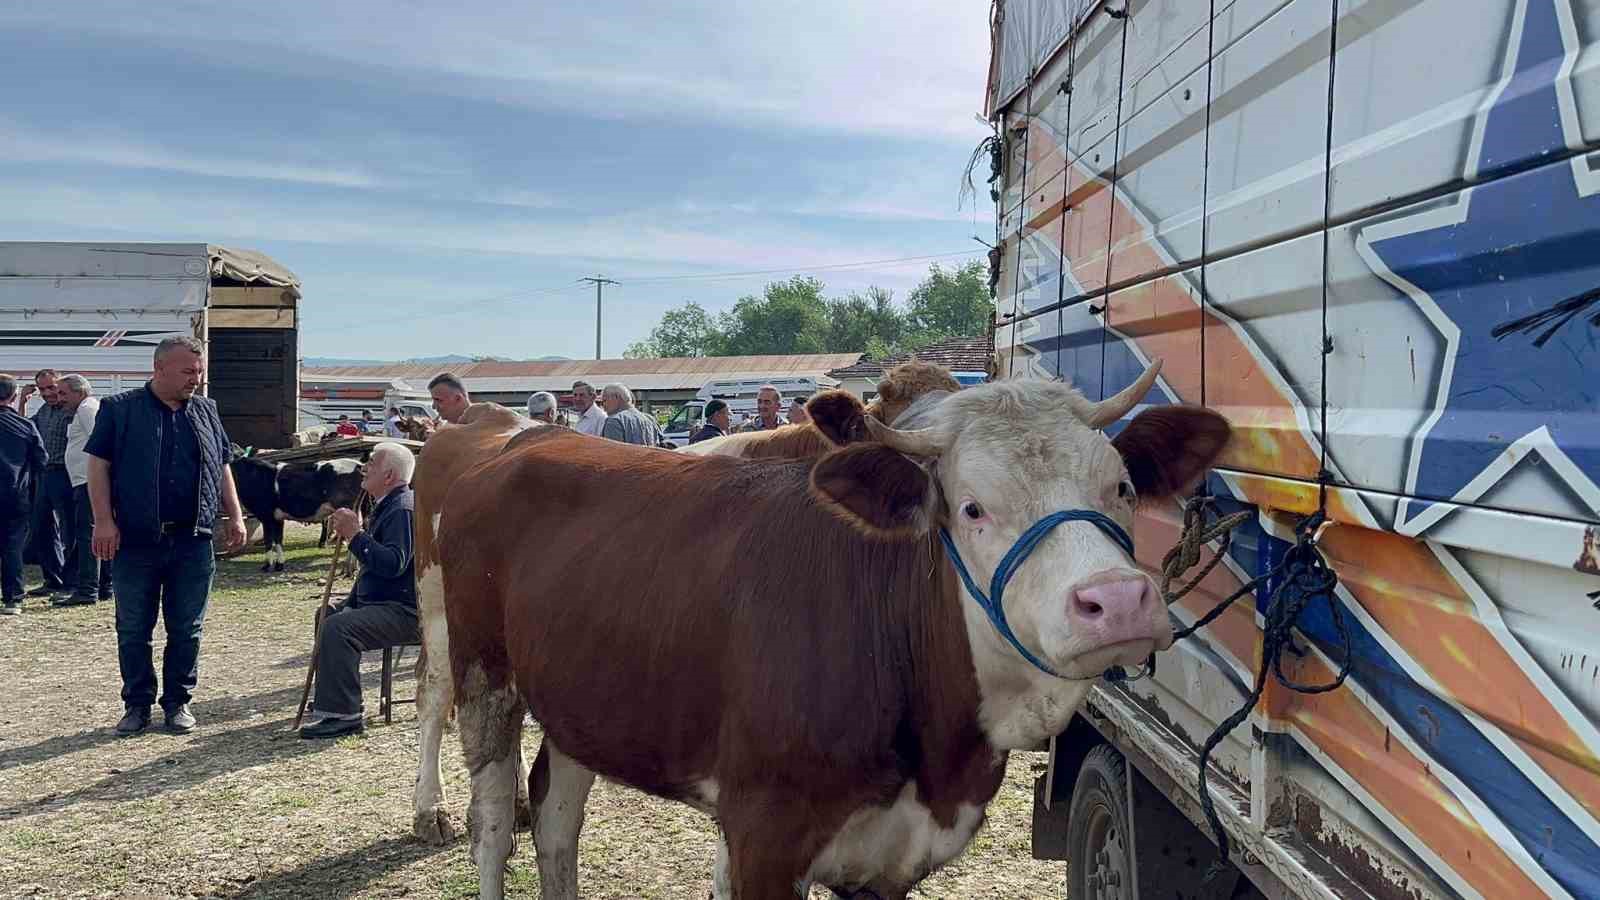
[661,375,834,445]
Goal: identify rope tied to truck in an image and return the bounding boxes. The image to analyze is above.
[1124,495,1353,875]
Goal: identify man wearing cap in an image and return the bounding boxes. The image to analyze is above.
[689,399,730,445]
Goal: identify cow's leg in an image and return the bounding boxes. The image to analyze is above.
[263,519,284,572]
[712,832,734,900]
[412,565,459,844]
[318,520,330,548]
[458,663,525,900]
[722,800,818,900]
[529,738,595,900]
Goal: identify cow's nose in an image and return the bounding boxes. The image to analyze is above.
[1067,573,1164,646]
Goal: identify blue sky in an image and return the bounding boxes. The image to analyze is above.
[0,2,995,360]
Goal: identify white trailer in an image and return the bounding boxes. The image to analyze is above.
[0,242,302,448]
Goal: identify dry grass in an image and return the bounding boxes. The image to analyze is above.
[0,524,1063,899]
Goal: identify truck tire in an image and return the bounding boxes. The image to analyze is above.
[1067,744,1133,900]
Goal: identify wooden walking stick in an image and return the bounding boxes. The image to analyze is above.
[292,538,346,731]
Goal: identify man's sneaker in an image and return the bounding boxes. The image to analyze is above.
[0,601,20,616]
[52,593,96,607]
[299,716,364,740]
[164,704,196,734]
[116,706,151,737]
[24,584,59,598]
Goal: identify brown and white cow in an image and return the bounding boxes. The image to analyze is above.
[412,402,537,843]
[409,382,924,843]
[438,368,1229,899]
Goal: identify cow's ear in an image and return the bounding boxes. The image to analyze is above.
[810,444,936,536]
[1111,406,1232,500]
[807,390,868,446]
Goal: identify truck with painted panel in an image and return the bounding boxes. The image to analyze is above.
[985,1,1600,897]
[0,242,302,449]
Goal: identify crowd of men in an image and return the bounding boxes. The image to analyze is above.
[1,339,422,743]
[1,338,252,736]
[422,374,810,449]
[1,357,813,742]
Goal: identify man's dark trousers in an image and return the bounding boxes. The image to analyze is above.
[28,466,73,589]
[113,534,216,713]
[0,510,26,602]
[311,602,419,717]
[71,485,112,599]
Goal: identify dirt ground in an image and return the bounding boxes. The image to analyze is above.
[0,524,1064,899]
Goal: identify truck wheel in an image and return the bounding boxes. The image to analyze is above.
[1067,745,1133,900]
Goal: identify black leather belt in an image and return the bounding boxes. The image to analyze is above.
[159,522,194,535]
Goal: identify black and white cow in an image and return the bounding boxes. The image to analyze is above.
[230,456,365,571]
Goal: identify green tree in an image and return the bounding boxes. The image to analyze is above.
[904,261,991,347]
[824,286,905,354]
[624,301,719,358]
[716,277,831,355]
[623,258,990,358]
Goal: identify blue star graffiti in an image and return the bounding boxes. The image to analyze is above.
[1356,0,1600,535]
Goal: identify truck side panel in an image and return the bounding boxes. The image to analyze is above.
[995,0,1600,897]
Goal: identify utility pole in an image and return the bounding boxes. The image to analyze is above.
[579,276,618,359]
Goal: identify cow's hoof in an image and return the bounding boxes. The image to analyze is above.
[515,797,534,829]
[259,563,271,573]
[273,562,286,573]
[413,806,460,845]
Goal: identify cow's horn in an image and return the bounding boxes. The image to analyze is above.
[863,416,945,457]
[1088,359,1163,429]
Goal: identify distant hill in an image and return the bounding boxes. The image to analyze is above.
[302,354,570,368]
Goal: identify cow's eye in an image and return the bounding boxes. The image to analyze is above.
[1117,480,1136,502]
[961,501,985,521]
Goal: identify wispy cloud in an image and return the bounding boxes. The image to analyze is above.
[0,1,992,143]
[0,124,385,189]
[0,180,944,271]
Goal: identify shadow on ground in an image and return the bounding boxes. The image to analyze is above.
[229,834,455,899]
[1,665,415,819]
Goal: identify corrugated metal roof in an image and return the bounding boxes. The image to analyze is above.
[303,353,865,393]
[826,336,995,380]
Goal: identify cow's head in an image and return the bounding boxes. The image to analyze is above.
[810,362,1230,690]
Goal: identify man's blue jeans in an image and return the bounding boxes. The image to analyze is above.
[113,534,216,712]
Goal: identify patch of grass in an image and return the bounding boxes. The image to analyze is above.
[271,792,316,810]
[7,828,49,851]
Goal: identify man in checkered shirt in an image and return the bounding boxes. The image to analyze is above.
[26,369,76,598]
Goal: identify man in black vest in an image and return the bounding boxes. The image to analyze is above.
[86,337,248,736]
[300,441,419,739]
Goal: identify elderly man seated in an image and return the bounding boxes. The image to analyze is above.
[300,442,419,739]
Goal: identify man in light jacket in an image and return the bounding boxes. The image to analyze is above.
[599,383,662,447]
[58,374,112,607]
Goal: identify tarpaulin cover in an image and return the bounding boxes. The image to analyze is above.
[991,0,1094,112]
[208,245,301,296]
